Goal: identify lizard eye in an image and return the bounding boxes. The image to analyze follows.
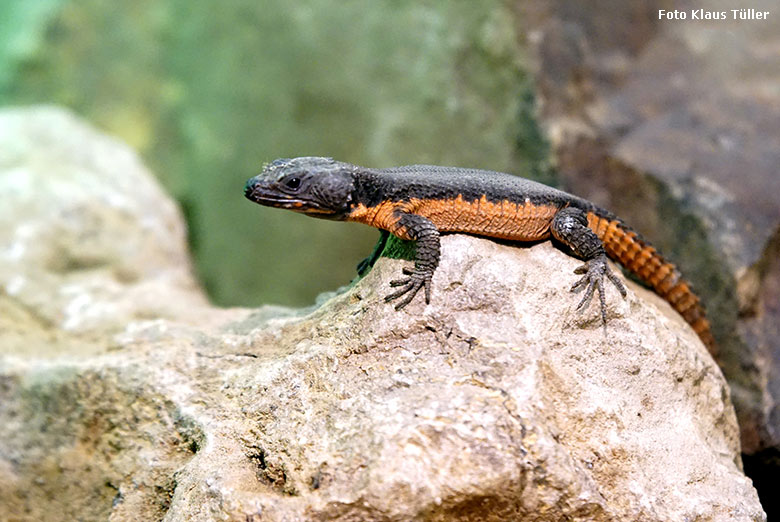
[284,177,302,190]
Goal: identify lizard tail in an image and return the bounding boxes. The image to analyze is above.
[586,212,717,354]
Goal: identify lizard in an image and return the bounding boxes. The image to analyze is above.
[244,156,715,352]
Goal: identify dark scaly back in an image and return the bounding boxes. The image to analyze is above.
[586,208,716,353]
[361,165,586,209]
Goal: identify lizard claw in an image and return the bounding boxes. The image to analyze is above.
[385,265,432,310]
[570,255,627,324]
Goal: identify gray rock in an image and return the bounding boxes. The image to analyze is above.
[0,106,211,346]
[0,107,764,520]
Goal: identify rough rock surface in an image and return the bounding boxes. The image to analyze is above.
[0,106,212,349]
[0,107,765,521]
[518,0,780,513]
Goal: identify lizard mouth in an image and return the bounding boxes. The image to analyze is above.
[244,180,335,214]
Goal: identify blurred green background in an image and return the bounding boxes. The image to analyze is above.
[0,0,548,307]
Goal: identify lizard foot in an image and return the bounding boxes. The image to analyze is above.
[570,255,627,325]
[384,267,432,310]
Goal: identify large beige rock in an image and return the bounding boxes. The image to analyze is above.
[0,106,212,352]
[0,108,765,521]
[520,4,780,510]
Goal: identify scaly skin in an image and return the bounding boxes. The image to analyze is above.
[244,157,716,352]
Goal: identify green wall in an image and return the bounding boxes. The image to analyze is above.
[1,0,545,307]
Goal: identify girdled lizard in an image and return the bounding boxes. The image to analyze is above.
[244,157,715,352]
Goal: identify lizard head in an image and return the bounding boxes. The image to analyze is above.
[244,157,355,219]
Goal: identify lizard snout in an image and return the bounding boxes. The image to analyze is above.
[244,178,259,199]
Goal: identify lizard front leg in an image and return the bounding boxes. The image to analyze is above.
[383,212,441,310]
[551,207,627,324]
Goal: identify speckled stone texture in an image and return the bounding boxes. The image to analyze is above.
[0,108,765,521]
[519,1,779,514]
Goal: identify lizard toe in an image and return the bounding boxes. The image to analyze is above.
[389,277,412,287]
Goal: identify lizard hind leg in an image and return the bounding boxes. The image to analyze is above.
[551,207,627,324]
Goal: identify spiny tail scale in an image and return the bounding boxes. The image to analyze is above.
[587,212,716,354]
